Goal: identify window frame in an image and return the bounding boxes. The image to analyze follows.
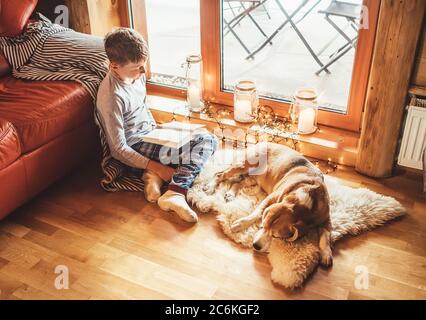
[130,0,381,132]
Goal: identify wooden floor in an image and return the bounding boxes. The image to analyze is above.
[0,159,425,300]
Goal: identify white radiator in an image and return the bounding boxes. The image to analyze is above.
[398,105,426,170]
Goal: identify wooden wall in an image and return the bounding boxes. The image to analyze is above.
[37,0,130,36]
[64,0,91,34]
[356,0,426,177]
[84,0,129,36]
[411,22,426,89]
[34,0,123,36]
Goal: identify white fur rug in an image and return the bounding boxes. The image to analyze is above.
[187,148,406,289]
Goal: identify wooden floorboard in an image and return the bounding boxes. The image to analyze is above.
[0,159,425,300]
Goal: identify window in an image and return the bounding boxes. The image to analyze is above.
[129,0,201,89]
[130,0,380,132]
[221,0,363,114]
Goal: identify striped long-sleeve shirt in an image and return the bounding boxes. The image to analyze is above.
[96,71,156,169]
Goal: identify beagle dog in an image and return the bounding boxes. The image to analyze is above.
[215,142,333,267]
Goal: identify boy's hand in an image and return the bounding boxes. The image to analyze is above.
[146,160,176,182]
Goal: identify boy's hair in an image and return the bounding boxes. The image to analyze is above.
[104,28,148,65]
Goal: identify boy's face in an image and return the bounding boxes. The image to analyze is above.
[110,59,147,82]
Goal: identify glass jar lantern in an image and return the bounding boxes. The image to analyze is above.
[234,80,258,123]
[184,54,204,112]
[290,88,318,134]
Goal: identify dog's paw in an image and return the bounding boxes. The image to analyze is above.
[197,202,213,213]
[230,218,252,233]
[224,191,236,202]
[320,249,333,267]
[202,182,216,195]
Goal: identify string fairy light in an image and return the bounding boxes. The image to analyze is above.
[168,101,338,175]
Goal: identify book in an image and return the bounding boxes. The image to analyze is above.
[142,121,206,149]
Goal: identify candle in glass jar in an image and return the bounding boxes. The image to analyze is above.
[187,82,201,108]
[234,100,253,122]
[298,108,316,133]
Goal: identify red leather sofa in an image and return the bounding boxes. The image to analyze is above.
[0,0,100,219]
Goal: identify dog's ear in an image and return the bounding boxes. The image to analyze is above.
[290,220,309,241]
[287,225,299,242]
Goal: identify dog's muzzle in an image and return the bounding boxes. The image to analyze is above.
[252,228,272,253]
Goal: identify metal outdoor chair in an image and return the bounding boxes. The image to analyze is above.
[244,0,329,74]
[225,0,271,20]
[223,0,273,58]
[316,0,362,75]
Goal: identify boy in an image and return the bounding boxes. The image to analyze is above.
[96,28,218,223]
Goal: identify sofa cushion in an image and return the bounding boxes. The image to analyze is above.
[0,158,28,220]
[0,0,38,37]
[0,76,93,153]
[0,50,11,78]
[0,118,21,170]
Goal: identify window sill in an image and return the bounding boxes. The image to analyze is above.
[147,95,359,166]
[409,85,426,97]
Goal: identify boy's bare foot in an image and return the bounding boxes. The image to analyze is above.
[157,190,198,223]
[142,170,163,203]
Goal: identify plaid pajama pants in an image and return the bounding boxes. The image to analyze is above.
[132,131,219,190]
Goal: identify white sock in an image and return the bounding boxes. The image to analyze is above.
[157,190,198,223]
[142,170,163,203]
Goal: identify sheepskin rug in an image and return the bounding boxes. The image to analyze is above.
[187,148,406,289]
